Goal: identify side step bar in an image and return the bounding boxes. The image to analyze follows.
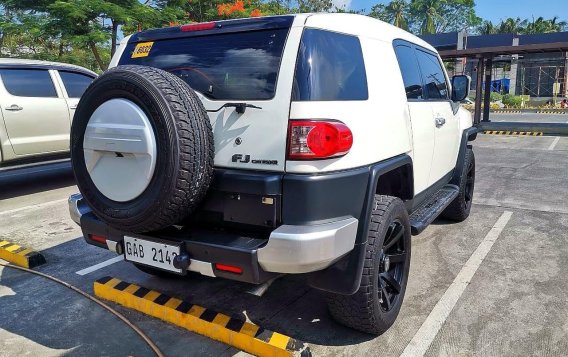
[409,184,459,235]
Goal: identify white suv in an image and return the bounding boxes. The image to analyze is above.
[0,59,96,169]
[68,13,477,334]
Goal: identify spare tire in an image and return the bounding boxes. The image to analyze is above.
[71,65,214,233]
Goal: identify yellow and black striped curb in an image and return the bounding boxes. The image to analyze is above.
[94,276,311,357]
[483,130,543,136]
[492,110,522,114]
[0,240,46,268]
[536,111,568,115]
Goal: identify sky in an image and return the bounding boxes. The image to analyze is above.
[339,0,568,23]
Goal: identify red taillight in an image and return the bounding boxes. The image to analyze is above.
[215,263,243,274]
[89,234,107,244]
[288,120,353,160]
[180,22,216,32]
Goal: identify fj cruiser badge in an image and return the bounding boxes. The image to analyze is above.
[232,154,277,165]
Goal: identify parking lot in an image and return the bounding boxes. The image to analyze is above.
[1,125,568,356]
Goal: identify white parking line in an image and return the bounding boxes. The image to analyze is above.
[400,211,513,357]
[548,137,561,151]
[75,256,124,276]
[0,198,68,216]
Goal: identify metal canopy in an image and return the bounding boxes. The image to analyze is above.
[439,41,568,58]
[422,31,568,128]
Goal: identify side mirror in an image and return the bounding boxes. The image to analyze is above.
[451,75,471,102]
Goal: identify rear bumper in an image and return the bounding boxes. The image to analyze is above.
[69,193,358,281]
[257,217,358,273]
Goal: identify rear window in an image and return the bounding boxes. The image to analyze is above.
[292,28,368,101]
[119,29,289,100]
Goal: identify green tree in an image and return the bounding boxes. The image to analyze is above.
[477,20,496,34]
[297,0,333,12]
[0,0,179,71]
[410,0,480,34]
[497,17,527,33]
[411,0,439,34]
[369,0,410,31]
[526,16,567,33]
[476,16,567,35]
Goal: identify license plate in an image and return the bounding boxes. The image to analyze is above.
[123,236,182,273]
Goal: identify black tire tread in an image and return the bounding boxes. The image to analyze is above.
[327,195,410,335]
[442,148,475,222]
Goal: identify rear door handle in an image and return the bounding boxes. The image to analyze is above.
[435,117,446,127]
[70,105,78,110]
[5,104,23,112]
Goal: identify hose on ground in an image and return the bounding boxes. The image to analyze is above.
[0,261,164,357]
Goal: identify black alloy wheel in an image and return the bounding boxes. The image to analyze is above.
[378,220,407,312]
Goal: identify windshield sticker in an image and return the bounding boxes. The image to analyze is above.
[132,42,154,58]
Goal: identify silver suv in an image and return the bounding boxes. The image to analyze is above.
[0,59,96,170]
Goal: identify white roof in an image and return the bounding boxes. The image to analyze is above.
[0,58,98,76]
[301,13,437,53]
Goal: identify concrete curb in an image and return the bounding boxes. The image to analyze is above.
[0,240,46,268]
[94,276,311,357]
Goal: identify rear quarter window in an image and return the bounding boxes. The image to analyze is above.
[292,28,368,101]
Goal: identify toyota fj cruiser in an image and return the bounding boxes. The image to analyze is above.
[69,13,477,334]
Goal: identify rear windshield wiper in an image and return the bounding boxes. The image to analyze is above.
[206,103,262,114]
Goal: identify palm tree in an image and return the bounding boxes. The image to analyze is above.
[369,0,410,31]
[410,0,443,34]
[386,0,410,30]
[526,16,568,33]
[477,20,496,35]
[549,16,568,32]
[497,17,527,34]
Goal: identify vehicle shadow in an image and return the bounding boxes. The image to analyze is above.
[112,261,376,347]
[0,166,75,201]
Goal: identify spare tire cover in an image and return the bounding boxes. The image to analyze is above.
[71,65,214,233]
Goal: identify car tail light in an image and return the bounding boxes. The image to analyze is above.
[180,22,216,32]
[215,263,243,274]
[288,120,353,160]
[89,234,107,244]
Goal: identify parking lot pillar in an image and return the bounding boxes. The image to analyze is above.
[474,57,485,125]
[482,57,493,122]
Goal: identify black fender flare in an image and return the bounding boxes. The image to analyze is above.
[450,127,478,185]
[306,154,413,295]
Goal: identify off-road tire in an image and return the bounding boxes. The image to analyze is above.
[442,148,475,221]
[327,195,411,335]
[71,65,214,232]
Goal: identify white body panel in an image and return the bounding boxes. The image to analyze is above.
[196,20,304,172]
[109,35,131,69]
[407,102,435,195]
[109,13,471,195]
[430,101,460,184]
[286,31,412,173]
